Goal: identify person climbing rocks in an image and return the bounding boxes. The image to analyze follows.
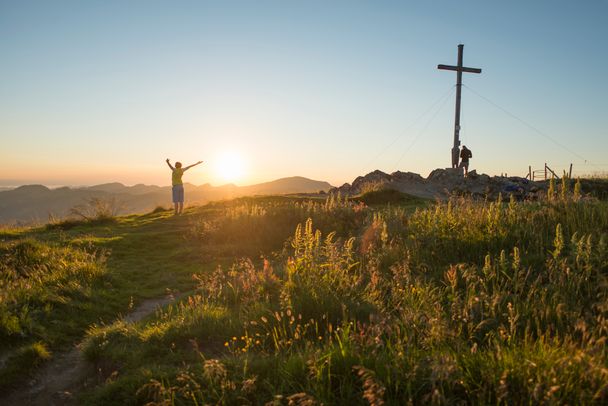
[459,145,472,176]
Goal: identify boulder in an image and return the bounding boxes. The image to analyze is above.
[390,171,424,183]
[427,168,464,183]
[350,170,393,194]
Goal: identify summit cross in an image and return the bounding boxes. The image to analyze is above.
[438,44,482,168]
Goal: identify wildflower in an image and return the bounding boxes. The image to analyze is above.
[241,376,257,394]
[287,392,318,405]
[353,366,386,406]
[203,359,227,383]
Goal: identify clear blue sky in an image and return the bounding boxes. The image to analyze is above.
[1,0,607,186]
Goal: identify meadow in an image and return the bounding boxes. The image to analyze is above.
[1,178,608,405]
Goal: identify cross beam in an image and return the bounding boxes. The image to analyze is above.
[438,44,481,168]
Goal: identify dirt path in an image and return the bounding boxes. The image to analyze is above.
[1,296,176,406]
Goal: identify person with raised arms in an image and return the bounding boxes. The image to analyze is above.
[165,159,203,215]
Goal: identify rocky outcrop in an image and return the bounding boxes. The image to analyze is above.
[391,171,425,183]
[350,170,392,191]
[330,168,544,200]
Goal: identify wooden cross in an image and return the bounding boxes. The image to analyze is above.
[438,44,482,168]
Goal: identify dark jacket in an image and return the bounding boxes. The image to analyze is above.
[460,148,472,161]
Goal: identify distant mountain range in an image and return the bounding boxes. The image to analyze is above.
[0,177,332,225]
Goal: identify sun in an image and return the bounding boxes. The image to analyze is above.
[214,151,246,184]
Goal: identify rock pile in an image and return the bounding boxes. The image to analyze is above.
[330,168,545,200]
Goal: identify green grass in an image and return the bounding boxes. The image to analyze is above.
[0,237,114,389]
[352,188,427,207]
[2,190,608,404]
[0,342,51,389]
[0,207,212,389]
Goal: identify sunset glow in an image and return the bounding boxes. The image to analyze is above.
[213,151,247,184]
[1,1,607,187]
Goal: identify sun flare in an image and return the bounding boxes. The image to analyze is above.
[214,151,246,184]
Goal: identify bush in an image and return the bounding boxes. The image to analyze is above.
[46,197,121,230]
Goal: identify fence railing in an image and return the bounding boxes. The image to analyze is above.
[526,163,572,181]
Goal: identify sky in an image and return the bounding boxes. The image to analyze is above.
[1,0,607,187]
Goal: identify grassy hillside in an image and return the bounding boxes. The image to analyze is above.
[2,186,608,404]
[0,208,210,392]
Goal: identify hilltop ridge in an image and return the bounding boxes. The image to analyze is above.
[0,176,332,224]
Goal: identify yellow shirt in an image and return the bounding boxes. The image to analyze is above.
[172,168,185,185]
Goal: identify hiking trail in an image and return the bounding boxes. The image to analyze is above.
[1,295,176,406]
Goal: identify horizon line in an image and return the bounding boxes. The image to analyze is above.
[0,175,336,190]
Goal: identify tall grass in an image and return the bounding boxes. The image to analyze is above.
[189,195,368,257]
[81,190,608,404]
[0,239,108,344]
[0,238,113,389]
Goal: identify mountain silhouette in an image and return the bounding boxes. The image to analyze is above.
[0,177,332,224]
